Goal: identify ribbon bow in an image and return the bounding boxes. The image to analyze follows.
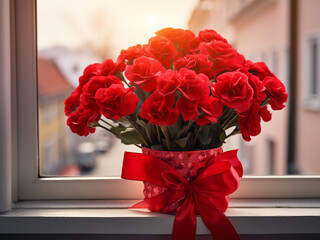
[121,150,242,240]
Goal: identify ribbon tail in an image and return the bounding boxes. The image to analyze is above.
[129,200,149,209]
[196,195,239,240]
[172,194,197,240]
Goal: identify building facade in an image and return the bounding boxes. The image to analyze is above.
[189,0,320,175]
[38,58,74,175]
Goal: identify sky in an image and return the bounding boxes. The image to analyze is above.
[37,0,198,59]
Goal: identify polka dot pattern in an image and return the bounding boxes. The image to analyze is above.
[142,147,223,214]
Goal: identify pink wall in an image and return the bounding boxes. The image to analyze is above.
[189,0,320,175]
[296,0,320,174]
[232,0,290,175]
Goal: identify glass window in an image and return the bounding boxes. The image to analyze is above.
[303,34,320,108]
[37,0,320,177]
[37,0,198,177]
[14,0,320,201]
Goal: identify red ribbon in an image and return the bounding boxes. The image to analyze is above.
[121,150,242,240]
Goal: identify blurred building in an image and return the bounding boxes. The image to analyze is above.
[295,0,320,174]
[189,0,320,175]
[38,58,75,175]
[38,47,101,87]
[38,48,116,176]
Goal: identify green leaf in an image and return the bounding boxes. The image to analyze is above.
[151,144,164,151]
[118,117,127,122]
[168,115,184,138]
[160,137,168,150]
[111,124,127,135]
[219,130,227,144]
[145,123,155,145]
[120,129,143,145]
[177,121,191,138]
[136,118,147,129]
[133,85,147,102]
[198,125,212,145]
[119,118,132,127]
[174,132,191,149]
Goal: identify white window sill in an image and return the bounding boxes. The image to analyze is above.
[0,200,320,235]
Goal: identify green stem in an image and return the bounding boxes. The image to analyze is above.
[133,144,142,149]
[96,123,118,137]
[100,118,114,128]
[116,72,131,88]
[260,97,271,108]
[156,125,161,144]
[123,79,130,88]
[218,107,230,121]
[223,113,238,130]
[160,126,171,150]
[221,109,236,129]
[125,116,148,146]
[143,90,151,102]
[148,125,156,146]
[181,120,194,137]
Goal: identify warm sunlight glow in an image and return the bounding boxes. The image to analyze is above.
[37,0,199,177]
[37,0,198,59]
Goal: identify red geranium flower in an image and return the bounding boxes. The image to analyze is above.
[140,92,179,126]
[194,96,223,126]
[100,58,124,76]
[259,105,272,122]
[78,63,100,90]
[177,68,210,101]
[125,56,166,92]
[147,35,178,68]
[95,84,139,120]
[77,59,124,95]
[81,75,123,110]
[156,27,199,55]
[198,29,228,43]
[64,89,80,116]
[66,106,101,137]
[177,96,199,121]
[174,54,214,80]
[263,76,288,110]
[199,41,246,77]
[212,72,253,113]
[238,103,272,142]
[157,69,180,96]
[117,44,149,64]
[238,103,262,141]
[247,61,275,80]
[238,67,267,108]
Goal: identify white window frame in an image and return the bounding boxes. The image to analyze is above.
[303,31,320,111]
[11,0,320,201]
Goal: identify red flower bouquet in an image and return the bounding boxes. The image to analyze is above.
[65,28,288,240]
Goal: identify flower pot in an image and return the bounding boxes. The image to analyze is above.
[142,147,223,214]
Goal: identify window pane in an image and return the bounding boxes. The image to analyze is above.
[37,0,198,177]
[37,0,320,177]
